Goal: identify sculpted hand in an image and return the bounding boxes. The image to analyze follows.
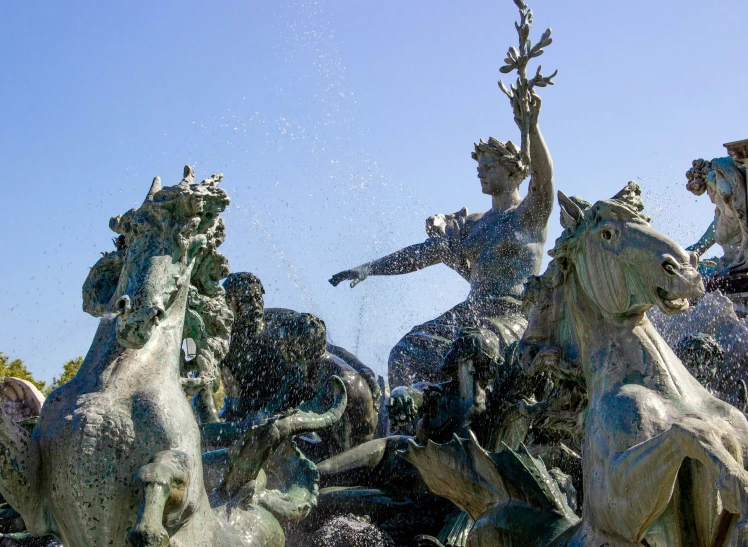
[388,387,419,429]
[527,90,542,127]
[510,90,542,130]
[329,266,370,288]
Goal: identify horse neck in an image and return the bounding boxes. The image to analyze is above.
[77,284,190,394]
[566,273,687,399]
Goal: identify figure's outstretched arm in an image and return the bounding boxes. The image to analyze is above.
[518,93,554,230]
[329,238,445,288]
[686,218,717,257]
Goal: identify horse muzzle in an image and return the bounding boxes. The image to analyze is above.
[651,257,704,315]
[115,296,165,348]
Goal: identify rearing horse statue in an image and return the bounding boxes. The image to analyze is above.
[0,167,345,546]
[405,182,748,547]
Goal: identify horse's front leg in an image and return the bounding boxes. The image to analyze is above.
[669,420,748,547]
[127,450,197,547]
[607,419,748,546]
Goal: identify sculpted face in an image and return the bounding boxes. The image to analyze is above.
[226,282,264,332]
[476,155,513,196]
[113,221,187,349]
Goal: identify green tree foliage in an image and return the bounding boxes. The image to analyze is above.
[47,356,83,395]
[0,352,47,393]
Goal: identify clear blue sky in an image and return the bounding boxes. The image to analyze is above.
[1,0,746,382]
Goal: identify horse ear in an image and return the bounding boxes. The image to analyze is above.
[180,165,195,187]
[558,191,584,230]
[144,176,161,203]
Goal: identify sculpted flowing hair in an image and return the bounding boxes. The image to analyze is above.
[686,156,746,199]
[83,166,233,393]
[472,137,530,187]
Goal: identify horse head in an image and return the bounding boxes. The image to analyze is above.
[520,182,704,381]
[554,181,704,319]
[108,166,231,349]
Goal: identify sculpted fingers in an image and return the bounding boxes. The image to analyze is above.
[529,90,542,125]
[328,271,348,286]
[388,390,416,428]
[330,267,368,288]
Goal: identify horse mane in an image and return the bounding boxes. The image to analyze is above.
[83,167,233,390]
[520,258,583,382]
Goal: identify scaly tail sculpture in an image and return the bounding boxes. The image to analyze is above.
[402,432,579,546]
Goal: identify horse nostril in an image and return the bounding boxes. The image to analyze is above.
[116,295,131,315]
[147,306,165,325]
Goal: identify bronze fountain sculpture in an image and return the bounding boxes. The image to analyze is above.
[4,1,748,546]
[405,183,748,547]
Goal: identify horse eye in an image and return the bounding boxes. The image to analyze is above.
[601,229,612,241]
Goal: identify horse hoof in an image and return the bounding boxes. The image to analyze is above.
[126,526,170,547]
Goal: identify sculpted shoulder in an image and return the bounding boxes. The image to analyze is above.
[460,211,486,237]
[588,384,670,451]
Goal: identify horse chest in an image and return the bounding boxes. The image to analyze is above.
[37,398,143,545]
[42,398,138,488]
[588,385,671,452]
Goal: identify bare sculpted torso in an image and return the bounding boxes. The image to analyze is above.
[330,92,553,386]
[461,207,546,301]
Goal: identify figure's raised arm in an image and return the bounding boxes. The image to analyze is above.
[518,92,554,229]
[329,238,446,288]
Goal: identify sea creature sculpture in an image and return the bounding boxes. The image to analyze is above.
[388,327,502,442]
[406,182,748,546]
[403,434,579,547]
[212,271,380,459]
[0,167,346,546]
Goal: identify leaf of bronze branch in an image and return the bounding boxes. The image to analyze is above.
[498,80,513,98]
